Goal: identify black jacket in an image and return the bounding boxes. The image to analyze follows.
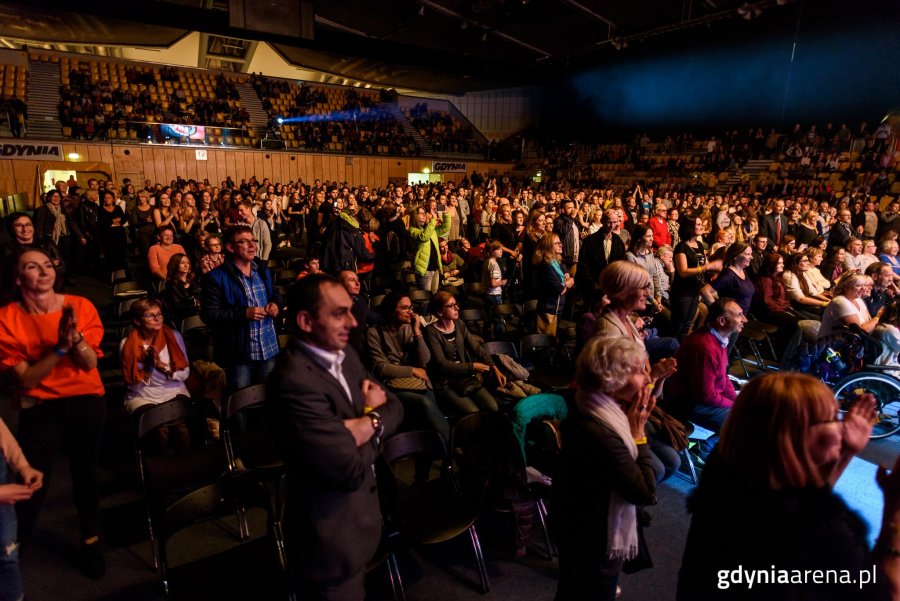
[827,221,853,250]
[576,231,626,301]
[553,214,580,265]
[268,341,403,581]
[423,319,493,389]
[555,408,657,594]
[320,214,373,274]
[677,454,890,601]
[761,213,789,249]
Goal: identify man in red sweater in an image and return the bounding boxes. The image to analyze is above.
[648,204,671,249]
[665,298,746,450]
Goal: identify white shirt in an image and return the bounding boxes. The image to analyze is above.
[819,296,871,339]
[121,332,191,413]
[297,340,353,404]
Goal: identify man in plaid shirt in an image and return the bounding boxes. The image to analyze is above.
[201,225,282,392]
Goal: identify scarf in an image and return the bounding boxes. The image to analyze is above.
[121,326,189,386]
[47,203,67,244]
[576,389,639,561]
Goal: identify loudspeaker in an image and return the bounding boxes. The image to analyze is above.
[229,0,314,40]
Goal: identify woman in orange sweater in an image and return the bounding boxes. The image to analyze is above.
[0,247,107,579]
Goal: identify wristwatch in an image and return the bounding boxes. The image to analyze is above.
[367,411,384,445]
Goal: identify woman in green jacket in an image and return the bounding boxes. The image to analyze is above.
[409,206,452,293]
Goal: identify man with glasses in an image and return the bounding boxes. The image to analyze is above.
[201,225,282,392]
[237,200,272,262]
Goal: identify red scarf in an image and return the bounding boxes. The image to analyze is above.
[121,326,189,385]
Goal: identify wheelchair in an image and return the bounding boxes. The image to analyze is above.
[810,326,900,440]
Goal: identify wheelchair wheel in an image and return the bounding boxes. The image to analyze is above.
[833,371,900,440]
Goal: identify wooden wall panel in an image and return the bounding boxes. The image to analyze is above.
[0,140,513,204]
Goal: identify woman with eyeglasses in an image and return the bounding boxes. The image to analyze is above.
[367,292,449,443]
[534,233,573,336]
[424,291,506,414]
[2,213,64,296]
[0,247,106,578]
[120,298,191,448]
[199,234,225,274]
[677,372,900,600]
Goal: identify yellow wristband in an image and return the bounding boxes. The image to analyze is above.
[364,406,373,414]
[634,437,648,445]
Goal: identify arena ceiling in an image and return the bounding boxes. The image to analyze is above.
[0,0,870,94]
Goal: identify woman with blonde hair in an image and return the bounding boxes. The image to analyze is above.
[806,246,833,292]
[818,272,883,338]
[678,372,900,600]
[556,336,657,601]
[533,233,573,335]
[594,260,681,481]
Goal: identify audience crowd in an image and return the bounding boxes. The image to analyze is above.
[1,119,899,599]
[251,73,419,156]
[407,101,485,155]
[59,62,250,140]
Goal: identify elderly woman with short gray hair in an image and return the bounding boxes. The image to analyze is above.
[555,336,657,601]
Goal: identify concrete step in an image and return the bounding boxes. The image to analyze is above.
[27,57,63,139]
[383,102,432,156]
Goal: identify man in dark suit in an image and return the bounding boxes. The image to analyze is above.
[761,199,789,251]
[269,273,403,600]
[827,208,854,249]
[576,208,626,304]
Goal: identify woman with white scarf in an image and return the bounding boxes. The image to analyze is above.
[555,336,658,601]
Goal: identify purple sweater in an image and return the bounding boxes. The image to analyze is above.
[666,329,736,409]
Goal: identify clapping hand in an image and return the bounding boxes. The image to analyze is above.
[842,393,876,456]
[57,305,78,352]
[650,357,677,383]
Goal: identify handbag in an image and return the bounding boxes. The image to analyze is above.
[622,507,653,574]
[385,376,428,392]
[376,328,430,392]
[452,373,483,396]
[647,406,690,452]
[536,313,558,336]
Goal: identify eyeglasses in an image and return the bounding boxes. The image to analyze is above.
[142,312,164,320]
[397,305,413,311]
[12,223,33,229]
[233,239,258,246]
[444,302,459,309]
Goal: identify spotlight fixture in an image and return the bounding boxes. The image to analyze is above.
[610,37,628,50]
[417,5,425,16]
[481,31,488,42]
[460,20,468,29]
